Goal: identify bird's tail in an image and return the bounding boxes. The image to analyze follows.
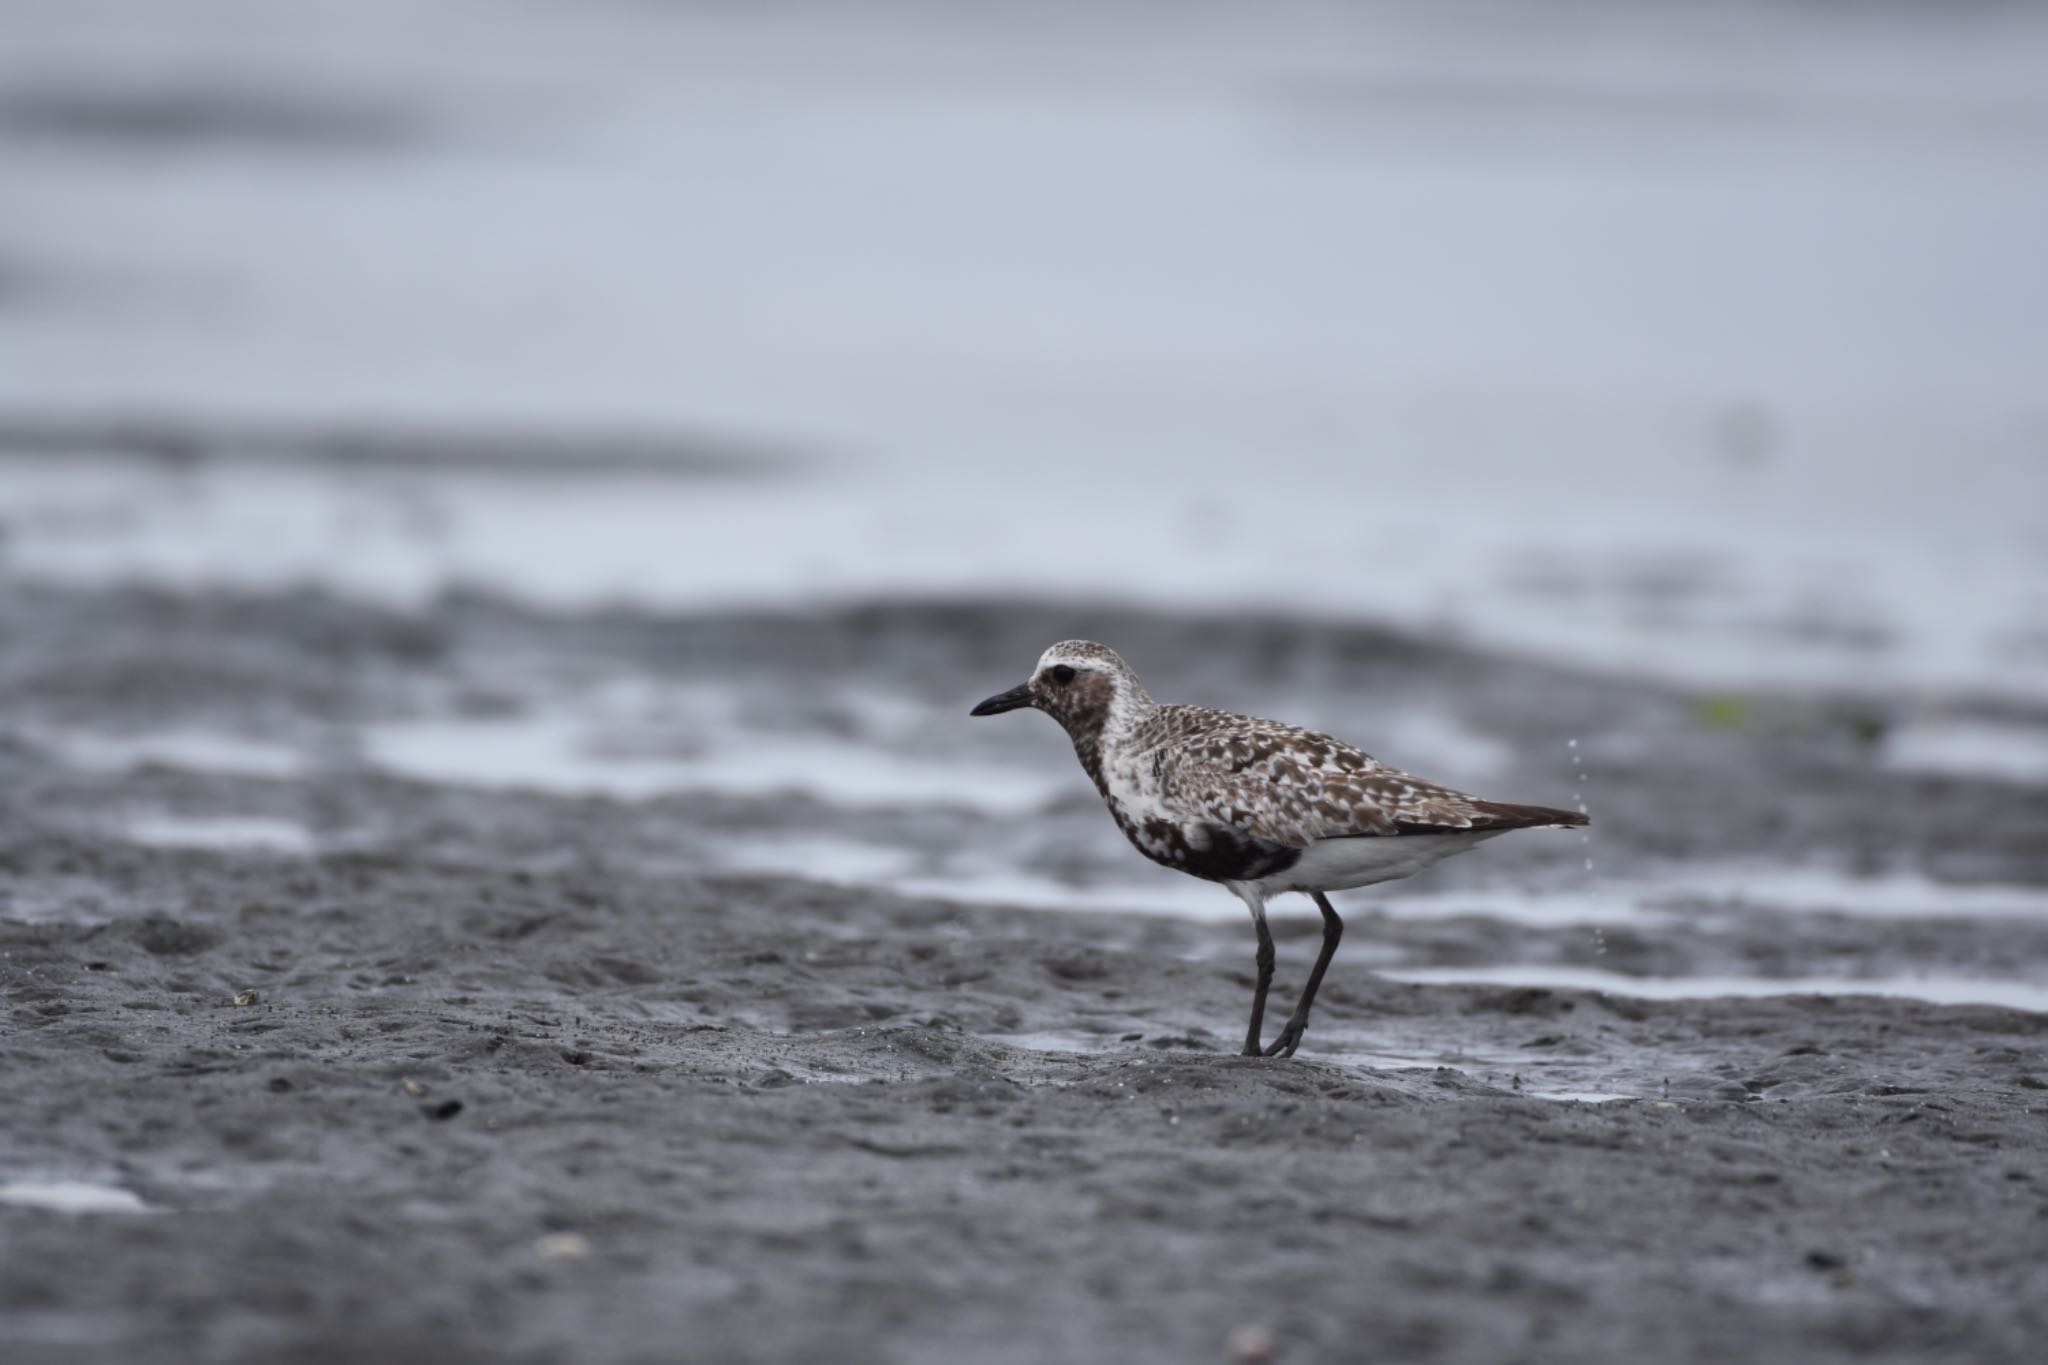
[1469,800,1589,830]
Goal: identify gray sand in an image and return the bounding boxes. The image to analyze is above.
[3,586,2047,1364]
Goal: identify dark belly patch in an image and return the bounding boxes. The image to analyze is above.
[1122,816,1301,884]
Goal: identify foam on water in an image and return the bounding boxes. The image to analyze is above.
[0,1180,152,1214]
[1379,965,2048,1014]
[889,869,1227,921]
[716,836,924,886]
[359,715,1069,814]
[120,815,314,855]
[1643,867,2048,920]
[1883,717,2048,784]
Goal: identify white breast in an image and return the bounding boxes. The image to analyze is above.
[1098,743,1166,821]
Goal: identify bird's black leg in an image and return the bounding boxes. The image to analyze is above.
[1242,911,1276,1057]
[1265,891,1344,1058]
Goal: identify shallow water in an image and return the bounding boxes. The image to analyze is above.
[3,1,2047,701]
[1379,964,2048,1013]
[57,705,2048,1014]
[359,713,1071,814]
[5,443,2045,704]
[1883,716,2048,784]
[0,1180,151,1215]
[119,814,315,855]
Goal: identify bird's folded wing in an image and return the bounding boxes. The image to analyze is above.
[1154,722,1489,846]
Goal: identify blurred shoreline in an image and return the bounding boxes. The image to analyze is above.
[5,0,2047,704]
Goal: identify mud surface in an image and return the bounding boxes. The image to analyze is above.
[3,583,2047,1365]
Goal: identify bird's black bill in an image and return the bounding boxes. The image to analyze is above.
[969,683,1034,717]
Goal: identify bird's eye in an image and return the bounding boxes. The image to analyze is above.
[1049,665,1077,685]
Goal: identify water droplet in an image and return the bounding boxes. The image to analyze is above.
[1564,737,1594,880]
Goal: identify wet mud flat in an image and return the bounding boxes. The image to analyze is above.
[1,582,2047,1364]
[4,854,2047,1365]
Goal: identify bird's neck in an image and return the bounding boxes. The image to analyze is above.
[1064,688,1157,802]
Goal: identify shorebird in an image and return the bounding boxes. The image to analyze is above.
[970,640,1588,1058]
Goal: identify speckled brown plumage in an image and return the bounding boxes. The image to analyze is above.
[1143,704,1580,845]
[1000,640,1583,878]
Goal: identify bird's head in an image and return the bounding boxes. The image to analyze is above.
[969,640,1151,737]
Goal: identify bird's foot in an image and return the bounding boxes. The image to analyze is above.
[1240,1043,1265,1058]
[1262,1021,1307,1058]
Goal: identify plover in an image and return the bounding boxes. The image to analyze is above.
[970,640,1588,1058]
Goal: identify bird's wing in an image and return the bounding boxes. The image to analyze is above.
[1150,707,1492,846]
